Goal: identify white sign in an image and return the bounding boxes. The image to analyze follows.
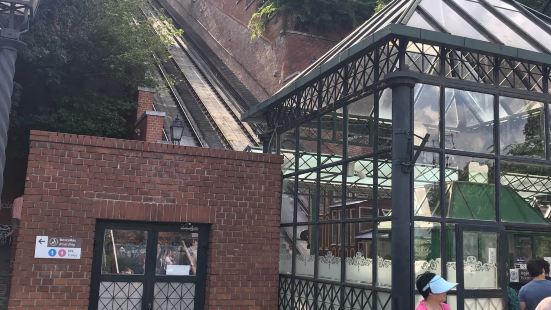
[166,265,190,275]
[34,236,81,259]
[510,269,520,283]
[488,248,497,264]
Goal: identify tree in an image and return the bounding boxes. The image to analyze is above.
[3,0,178,201]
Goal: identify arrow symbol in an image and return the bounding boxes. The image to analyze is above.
[38,239,45,244]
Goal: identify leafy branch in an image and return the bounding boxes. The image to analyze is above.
[247,0,392,40]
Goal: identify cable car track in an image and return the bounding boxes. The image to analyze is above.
[143,3,259,151]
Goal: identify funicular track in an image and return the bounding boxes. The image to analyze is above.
[154,58,206,147]
[144,3,260,151]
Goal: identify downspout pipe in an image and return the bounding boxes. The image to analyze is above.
[0,37,25,202]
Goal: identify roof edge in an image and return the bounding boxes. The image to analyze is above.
[243,24,551,122]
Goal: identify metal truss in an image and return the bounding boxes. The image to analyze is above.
[278,275,390,310]
[266,35,551,133]
[501,172,551,199]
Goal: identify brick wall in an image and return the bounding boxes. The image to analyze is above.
[159,0,337,99]
[134,111,166,143]
[8,131,283,310]
[136,87,155,120]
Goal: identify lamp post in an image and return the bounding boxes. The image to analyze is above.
[0,0,39,199]
[170,117,185,145]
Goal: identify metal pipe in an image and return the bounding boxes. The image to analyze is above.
[0,39,20,200]
[109,229,119,274]
[389,75,416,309]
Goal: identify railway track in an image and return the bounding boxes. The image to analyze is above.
[143,3,260,151]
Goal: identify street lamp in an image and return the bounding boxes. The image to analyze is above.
[170,117,185,145]
[0,0,40,199]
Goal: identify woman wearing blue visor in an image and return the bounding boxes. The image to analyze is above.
[415,272,458,310]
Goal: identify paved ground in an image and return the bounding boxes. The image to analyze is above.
[0,243,10,310]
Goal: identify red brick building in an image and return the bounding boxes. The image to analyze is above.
[8,130,282,309]
[159,0,338,100]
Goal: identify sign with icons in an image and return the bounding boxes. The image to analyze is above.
[34,236,82,259]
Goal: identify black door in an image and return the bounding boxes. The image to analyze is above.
[89,221,209,310]
[454,224,505,310]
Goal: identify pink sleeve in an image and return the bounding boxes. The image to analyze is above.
[415,301,427,310]
[442,303,451,310]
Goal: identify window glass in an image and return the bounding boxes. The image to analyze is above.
[414,84,440,146]
[443,155,495,220]
[462,231,499,289]
[454,0,535,51]
[508,231,551,285]
[320,110,345,158]
[445,89,494,153]
[378,89,393,150]
[414,152,441,217]
[500,97,544,158]
[376,221,392,288]
[347,95,376,157]
[295,224,315,278]
[279,228,292,275]
[295,173,318,224]
[345,222,373,285]
[101,230,147,275]
[319,166,342,223]
[279,129,296,173]
[414,222,441,279]
[497,7,551,50]
[346,159,376,220]
[418,0,486,41]
[298,118,319,172]
[281,176,296,224]
[318,223,342,282]
[407,11,435,31]
[500,161,551,223]
[156,231,198,276]
[378,158,392,217]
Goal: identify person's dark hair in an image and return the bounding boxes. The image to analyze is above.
[527,259,545,278]
[537,258,550,275]
[416,272,436,299]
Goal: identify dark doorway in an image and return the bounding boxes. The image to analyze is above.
[89,221,209,310]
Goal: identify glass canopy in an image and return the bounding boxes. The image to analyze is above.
[245,0,551,309]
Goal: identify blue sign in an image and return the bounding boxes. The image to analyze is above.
[48,249,56,257]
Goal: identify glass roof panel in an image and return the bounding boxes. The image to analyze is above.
[496,6,551,49]
[418,0,487,41]
[357,1,408,41]
[453,0,536,51]
[251,0,551,120]
[407,11,436,31]
[484,0,516,10]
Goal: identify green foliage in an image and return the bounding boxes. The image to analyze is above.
[248,2,279,40]
[249,0,392,39]
[4,0,179,200]
[374,0,391,13]
[505,113,545,158]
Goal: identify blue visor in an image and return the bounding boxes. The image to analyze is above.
[422,275,458,294]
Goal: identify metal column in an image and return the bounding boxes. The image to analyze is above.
[390,76,416,309]
[0,38,21,200]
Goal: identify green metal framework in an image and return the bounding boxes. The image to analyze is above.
[244,0,551,309]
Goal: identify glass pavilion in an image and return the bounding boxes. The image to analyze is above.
[244,0,551,309]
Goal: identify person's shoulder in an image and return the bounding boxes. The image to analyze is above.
[415,300,427,310]
[442,303,452,310]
